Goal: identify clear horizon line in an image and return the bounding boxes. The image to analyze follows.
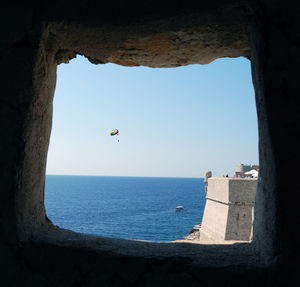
[46,173,202,179]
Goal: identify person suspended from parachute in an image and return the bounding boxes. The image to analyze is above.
[110,129,119,142]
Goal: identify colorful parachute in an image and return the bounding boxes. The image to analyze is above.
[110,129,119,136]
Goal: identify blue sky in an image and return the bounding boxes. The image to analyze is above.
[46,55,258,178]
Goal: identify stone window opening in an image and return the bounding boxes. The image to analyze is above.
[17,24,265,267]
[44,55,257,244]
[16,25,265,267]
[3,3,290,285]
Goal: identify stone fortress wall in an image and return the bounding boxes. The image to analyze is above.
[199,177,257,241]
[235,164,259,178]
[187,165,258,242]
[237,164,259,173]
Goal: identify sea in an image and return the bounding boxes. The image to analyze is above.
[45,175,206,242]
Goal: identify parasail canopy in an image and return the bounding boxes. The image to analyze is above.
[110,129,119,136]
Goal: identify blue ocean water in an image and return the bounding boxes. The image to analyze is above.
[45,175,206,242]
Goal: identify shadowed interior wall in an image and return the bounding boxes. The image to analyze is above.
[0,1,299,286]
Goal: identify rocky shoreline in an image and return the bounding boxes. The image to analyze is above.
[185,224,201,241]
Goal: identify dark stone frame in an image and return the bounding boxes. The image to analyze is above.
[1,1,298,286]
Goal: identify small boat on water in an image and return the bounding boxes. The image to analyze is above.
[175,206,184,211]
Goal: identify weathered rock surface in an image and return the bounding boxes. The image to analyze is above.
[45,6,251,67]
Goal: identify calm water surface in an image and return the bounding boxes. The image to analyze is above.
[45,175,206,242]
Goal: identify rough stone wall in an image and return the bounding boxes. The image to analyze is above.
[249,2,300,284]
[0,1,299,286]
[225,204,254,240]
